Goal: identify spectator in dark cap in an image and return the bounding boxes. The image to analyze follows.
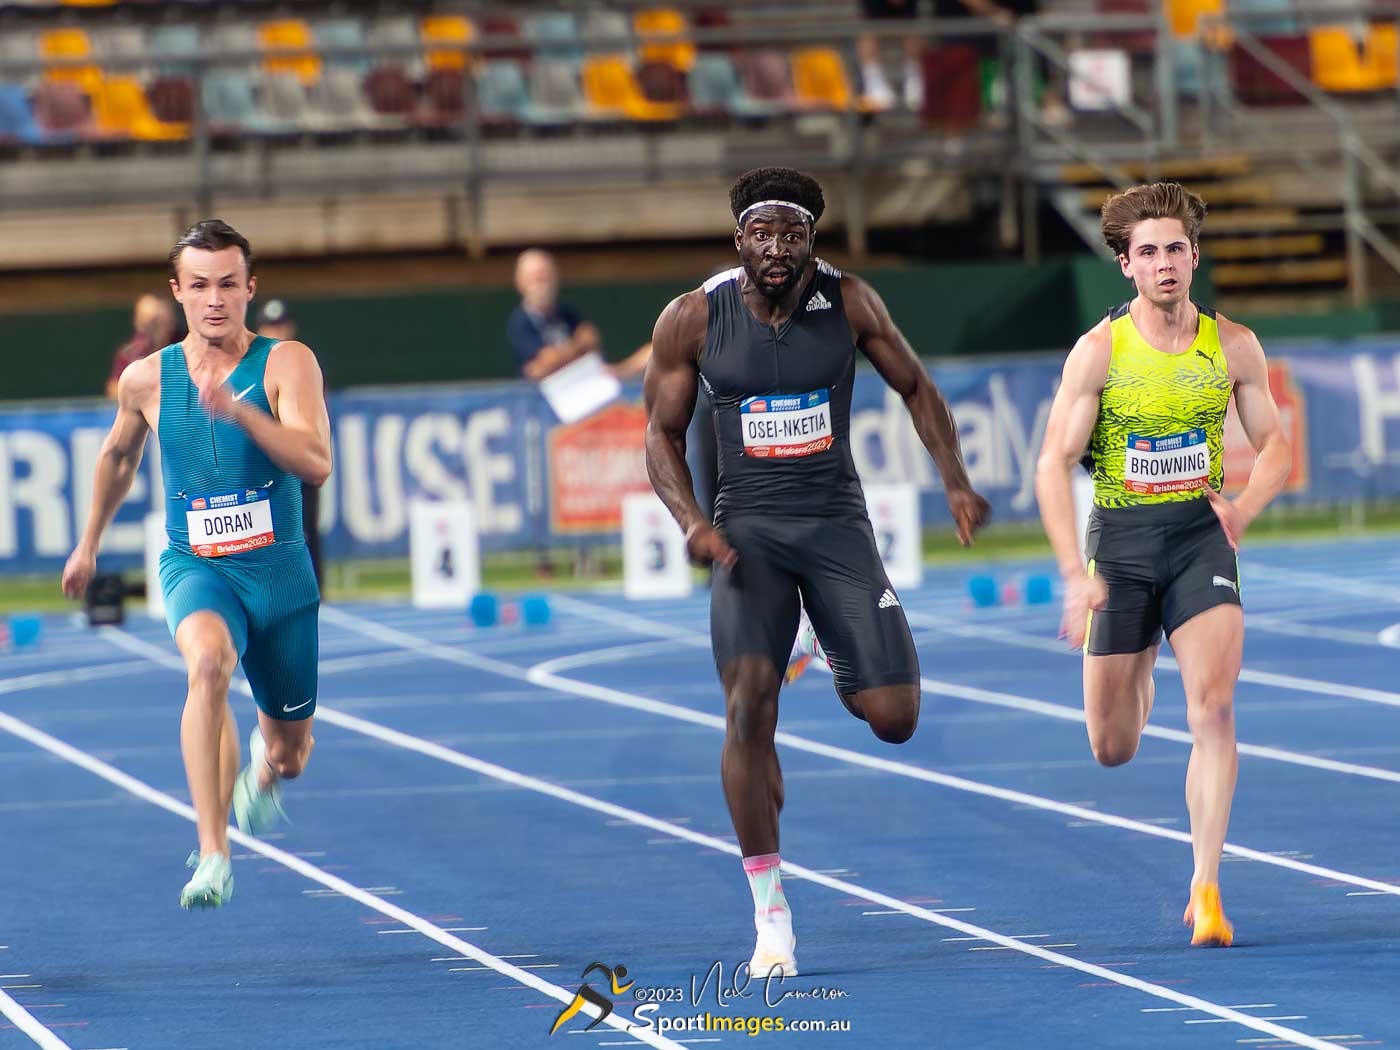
[257,299,326,591]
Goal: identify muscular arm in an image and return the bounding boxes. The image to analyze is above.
[1221,317,1291,526]
[208,341,332,486]
[63,359,155,596]
[1034,323,1110,576]
[643,292,707,536]
[844,274,989,543]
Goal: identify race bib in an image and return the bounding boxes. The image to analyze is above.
[186,489,275,557]
[740,389,833,458]
[1123,429,1211,494]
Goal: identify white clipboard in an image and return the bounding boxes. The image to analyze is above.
[539,351,622,424]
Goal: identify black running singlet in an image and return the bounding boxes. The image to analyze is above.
[700,259,866,525]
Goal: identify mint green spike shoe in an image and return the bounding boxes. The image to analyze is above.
[180,850,233,910]
[232,726,287,836]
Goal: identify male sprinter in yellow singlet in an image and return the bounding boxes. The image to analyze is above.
[63,220,331,909]
[1035,183,1292,945]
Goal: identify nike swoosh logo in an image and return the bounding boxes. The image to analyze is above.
[282,698,314,714]
[232,384,256,402]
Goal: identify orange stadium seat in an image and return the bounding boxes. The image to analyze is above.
[1167,0,1225,37]
[39,28,103,95]
[259,19,322,85]
[791,47,852,110]
[1309,25,1398,91]
[421,15,475,72]
[581,54,682,120]
[634,8,696,72]
[91,76,189,140]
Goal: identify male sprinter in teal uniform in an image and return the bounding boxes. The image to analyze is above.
[63,220,332,909]
[645,168,989,976]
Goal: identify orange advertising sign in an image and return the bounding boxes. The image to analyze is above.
[548,401,653,533]
[1222,359,1309,493]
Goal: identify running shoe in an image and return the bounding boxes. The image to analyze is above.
[1183,882,1233,947]
[784,612,821,685]
[232,726,286,836]
[180,850,233,910]
[749,912,798,979]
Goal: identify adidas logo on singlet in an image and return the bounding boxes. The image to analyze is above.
[878,588,900,609]
[806,290,833,312]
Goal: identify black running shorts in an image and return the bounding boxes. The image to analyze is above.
[1084,497,1242,656]
[709,515,920,694]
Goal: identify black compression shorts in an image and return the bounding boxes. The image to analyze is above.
[1084,497,1241,656]
[710,515,920,694]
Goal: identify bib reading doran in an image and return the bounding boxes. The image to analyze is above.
[740,389,833,458]
[187,489,276,557]
[1123,429,1211,495]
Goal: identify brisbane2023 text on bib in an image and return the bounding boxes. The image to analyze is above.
[186,488,275,557]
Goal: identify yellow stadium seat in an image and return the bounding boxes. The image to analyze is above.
[581,55,683,121]
[1167,0,1225,38]
[1369,23,1398,82]
[1310,25,1397,91]
[791,47,852,110]
[39,28,102,95]
[259,19,322,85]
[421,14,475,71]
[634,8,696,72]
[92,76,189,141]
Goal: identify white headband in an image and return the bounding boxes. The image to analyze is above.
[738,200,816,226]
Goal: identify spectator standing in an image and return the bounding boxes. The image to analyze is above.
[106,293,178,399]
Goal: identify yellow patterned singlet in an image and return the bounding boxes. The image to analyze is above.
[1086,302,1232,508]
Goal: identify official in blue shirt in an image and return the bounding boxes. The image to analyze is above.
[507,249,604,380]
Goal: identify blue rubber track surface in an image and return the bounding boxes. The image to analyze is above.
[2,535,1399,1050]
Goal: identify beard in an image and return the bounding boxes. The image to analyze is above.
[746,262,799,299]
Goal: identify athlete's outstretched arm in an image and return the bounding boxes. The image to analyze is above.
[643,291,734,567]
[843,274,990,546]
[197,341,332,486]
[62,359,155,598]
[1034,323,1111,646]
[1210,319,1291,549]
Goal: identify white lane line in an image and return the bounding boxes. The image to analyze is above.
[448,964,559,972]
[0,712,688,1050]
[1248,563,1400,604]
[969,944,1077,951]
[378,927,487,935]
[1186,1016,1308,1024]
[0,987,71,1050]
[533,641,683,675]
[1143,1004,1276,1012]
[911,613,1400,715]
[0,661,151,698]
[547,597,1400,786]
[0,975,31,980]
[0,689,1344,1050]
[299,609,1400,900]
[943,935,1050,942]
[207,705,1348,1048]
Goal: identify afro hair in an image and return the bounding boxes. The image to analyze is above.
[729,167,826,227]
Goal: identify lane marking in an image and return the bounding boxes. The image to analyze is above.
[0,987,71,1050]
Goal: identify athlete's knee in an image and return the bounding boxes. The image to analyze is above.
[1088,727,1139,767]
[265,732,312,780]
[1186,687,1235,737]
[722,662,780,746]
[185,643,236,692]
[856,685,919,744]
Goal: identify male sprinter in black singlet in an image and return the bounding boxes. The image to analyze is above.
[644,167,990,976]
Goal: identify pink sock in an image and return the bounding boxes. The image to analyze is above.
[743,853,789,917]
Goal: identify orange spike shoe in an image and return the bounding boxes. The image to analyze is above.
[1183,882,1234,947]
